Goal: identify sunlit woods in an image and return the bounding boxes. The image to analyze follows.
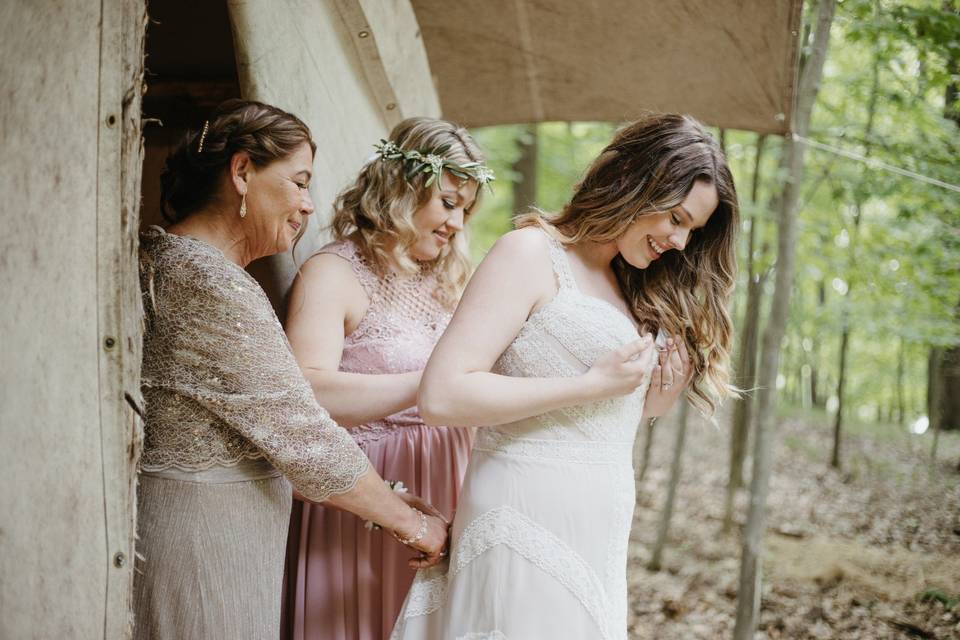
[468,0,960,635]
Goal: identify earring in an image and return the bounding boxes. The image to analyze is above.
[239,193,247,218]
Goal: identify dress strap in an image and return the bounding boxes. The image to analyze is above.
[541,230,578,292]
[316,239,381,300]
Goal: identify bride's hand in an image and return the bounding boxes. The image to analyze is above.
[583,333,656,399]
[644,335,693,415]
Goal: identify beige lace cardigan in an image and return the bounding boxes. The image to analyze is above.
[138,227,370,502]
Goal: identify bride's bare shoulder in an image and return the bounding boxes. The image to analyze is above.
[486,226,552,261]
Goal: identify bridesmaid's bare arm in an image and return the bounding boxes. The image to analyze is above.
[286,253,421,427]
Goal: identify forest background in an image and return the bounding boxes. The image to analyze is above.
[465,0,960,637]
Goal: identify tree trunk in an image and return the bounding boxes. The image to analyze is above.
[831,325,850,468]
[637,417,657,482]
[896,336,906,427]
[647,401,690,572]
[943,346,960,431]
[937,23,960,434]
[830,24,881,470]
[724,133,767,533]
[733,1,837,637]
[511,124,538,214]
[810,280,827,408]
[930,347,945,463]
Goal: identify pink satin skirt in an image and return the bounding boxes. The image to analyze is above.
[281,425,473,640]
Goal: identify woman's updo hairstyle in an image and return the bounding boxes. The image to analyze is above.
[160,99,316,223]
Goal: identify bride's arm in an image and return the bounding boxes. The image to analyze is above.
[286,253,420,427]
[419,228,654,428]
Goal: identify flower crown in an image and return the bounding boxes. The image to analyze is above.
[374,139,495,191]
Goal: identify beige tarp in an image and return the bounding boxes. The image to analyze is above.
[412,0,802,134]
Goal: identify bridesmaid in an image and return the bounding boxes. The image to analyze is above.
[282,117,493,640]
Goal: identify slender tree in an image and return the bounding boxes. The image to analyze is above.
[647,401,690,572]
[733,0,838,637]
[637,417,657,482]
[511,124,539,214]
[724,133,768,533]
[831,28,882,469]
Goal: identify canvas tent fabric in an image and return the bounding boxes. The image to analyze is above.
[225,0,441,310]
[411,0,803,134]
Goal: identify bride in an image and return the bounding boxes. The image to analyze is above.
[391,113,739,640]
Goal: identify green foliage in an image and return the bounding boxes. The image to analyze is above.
[468,122,615,259]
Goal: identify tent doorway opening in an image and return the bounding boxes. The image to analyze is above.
[140,0,241,231]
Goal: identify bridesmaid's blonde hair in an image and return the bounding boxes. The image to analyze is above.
[517,114,739,416]
[330,117,485,309]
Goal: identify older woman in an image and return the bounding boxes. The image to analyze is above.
[134,100,447,640]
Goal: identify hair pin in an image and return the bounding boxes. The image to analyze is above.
[197,120,210,153]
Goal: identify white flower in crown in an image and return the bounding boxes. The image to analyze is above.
[375,139,401,159]
[424,154,445,175]
[472,165,495,185]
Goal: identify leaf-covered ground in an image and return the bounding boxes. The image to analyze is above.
[627,409,960,639]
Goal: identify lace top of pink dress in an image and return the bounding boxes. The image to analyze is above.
[317,238,453,446]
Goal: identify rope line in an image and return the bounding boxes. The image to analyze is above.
[792,133,960,194]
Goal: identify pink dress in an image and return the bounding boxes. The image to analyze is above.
[282,239,473,640]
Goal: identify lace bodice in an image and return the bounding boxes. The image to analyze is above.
[487,230,654,446]
[318,239,453,445]
[138,227,370,502]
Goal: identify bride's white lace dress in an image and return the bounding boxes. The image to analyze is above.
[391,230,655,640]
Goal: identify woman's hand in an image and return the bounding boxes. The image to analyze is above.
[583,333,657,399]
[395,490,449,524]
[643,334,693,416]
[392,508,450,568]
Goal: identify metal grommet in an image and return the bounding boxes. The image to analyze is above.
[104,337,116,350]
[358,30,369,38]
[113,552,126,568]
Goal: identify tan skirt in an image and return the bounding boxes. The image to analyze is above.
[134,459,292,640]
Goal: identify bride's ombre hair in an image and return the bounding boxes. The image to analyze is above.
[518,114,739,415]
[330,117,485,309]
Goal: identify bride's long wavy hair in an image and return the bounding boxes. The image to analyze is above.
[518,114,739,415]
[329,117,485,309]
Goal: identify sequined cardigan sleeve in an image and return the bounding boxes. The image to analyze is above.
[139,228,370,502]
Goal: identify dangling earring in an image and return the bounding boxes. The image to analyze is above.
[239,193,247,218]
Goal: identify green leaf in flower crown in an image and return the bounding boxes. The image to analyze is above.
[425,173,436,187]
[406,161,427,179]
[433,143,451,155]
[447,168,470,180]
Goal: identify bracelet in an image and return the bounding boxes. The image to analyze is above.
[393,507,427,546]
